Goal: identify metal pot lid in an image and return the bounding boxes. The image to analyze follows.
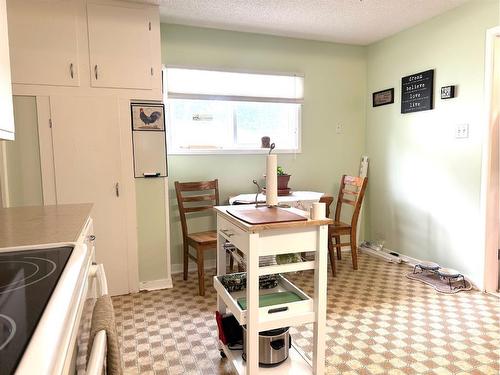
[242,326,289,336]
[260,327,289,336]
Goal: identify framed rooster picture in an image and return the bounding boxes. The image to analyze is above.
[131,102,165,131]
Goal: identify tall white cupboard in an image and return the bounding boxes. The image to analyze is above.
[0,0,14,140]
[6,0,165,295]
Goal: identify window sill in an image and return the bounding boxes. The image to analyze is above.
[168,148,301,155]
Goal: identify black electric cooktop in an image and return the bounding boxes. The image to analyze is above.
[0,247,73,375]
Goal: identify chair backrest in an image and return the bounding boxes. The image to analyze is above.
[334,175,368,227]
[319,195,334,218]
[174,179,219,239]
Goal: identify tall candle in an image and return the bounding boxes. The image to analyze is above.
[266,154,278,206]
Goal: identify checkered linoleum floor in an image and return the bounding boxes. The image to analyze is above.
[112,253,500,375]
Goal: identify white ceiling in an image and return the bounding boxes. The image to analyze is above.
[159,0,469,45]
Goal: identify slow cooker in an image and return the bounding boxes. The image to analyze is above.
[242,326,291,366]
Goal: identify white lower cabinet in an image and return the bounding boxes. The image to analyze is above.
[50,95,130,296]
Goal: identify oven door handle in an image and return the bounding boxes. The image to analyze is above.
[86,264,109,375]
[89,264,108,297]
[86,330,107,375]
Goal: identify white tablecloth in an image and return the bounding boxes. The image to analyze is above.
[229,191,324,211]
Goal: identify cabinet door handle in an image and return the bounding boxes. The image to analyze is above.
[115,182,120,197]
[70,63,74,79]
[268,306,288,314]
[88,235,96,242]
[94,64,98,80]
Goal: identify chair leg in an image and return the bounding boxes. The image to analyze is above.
[335,235,342,260]
[328,234,336,277]
[229,251,234,272]
[183,242,189,281]
[350,229,358,270]
[197,247,205,296]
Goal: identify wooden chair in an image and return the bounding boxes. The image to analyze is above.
[328,175,368,277]
[320,195,334,219]
[175,179,229,296]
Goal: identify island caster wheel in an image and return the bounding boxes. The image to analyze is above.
[220,350,226,358]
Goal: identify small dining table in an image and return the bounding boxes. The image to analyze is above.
[229,191,324,211]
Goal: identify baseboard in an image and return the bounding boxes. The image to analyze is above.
[166,247,480,290]
[359,245,402,263]
[139,277,173,291]
[171,259,217,274]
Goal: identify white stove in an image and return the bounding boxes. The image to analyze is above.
[0,217,106,375]
[0,246,73,375]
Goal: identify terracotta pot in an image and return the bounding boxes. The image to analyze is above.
[277,174,291,190]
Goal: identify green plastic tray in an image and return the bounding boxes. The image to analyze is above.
[237,291,302,310]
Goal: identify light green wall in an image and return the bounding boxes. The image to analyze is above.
[137,1,498,284]
[136,178,168,282]
[145,24,367,277]
[365,0,499,287]
[2,96,43,207]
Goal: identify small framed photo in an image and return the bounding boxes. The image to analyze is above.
[131,102,165,131]
[441,86,456,100]
[372,88,394,107]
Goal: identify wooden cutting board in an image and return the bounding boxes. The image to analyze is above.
[226,207,307,225]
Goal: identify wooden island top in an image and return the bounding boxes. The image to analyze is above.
[214,205,333,232]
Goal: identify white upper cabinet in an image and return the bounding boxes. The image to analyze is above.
[0,0,14,140]
[7,0,80,87]
[87,3,153,90]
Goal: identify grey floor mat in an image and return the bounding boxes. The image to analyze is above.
[406,271,472,294]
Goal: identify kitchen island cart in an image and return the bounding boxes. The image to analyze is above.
[214,205,332,374]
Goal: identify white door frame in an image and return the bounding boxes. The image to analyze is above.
[0,141,9,207]
[480,26,500,292]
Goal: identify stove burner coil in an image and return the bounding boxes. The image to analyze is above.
[0,314,16,350]
[0,257,57,294]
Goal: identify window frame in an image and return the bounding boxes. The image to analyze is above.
[163,66,303,155]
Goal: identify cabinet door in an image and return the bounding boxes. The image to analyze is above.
[0,0,14,140]
[50,95,129,296]
[87,4,152,89]
[7,0,80,87]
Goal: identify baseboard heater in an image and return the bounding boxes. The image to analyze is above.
[360,241,402,263]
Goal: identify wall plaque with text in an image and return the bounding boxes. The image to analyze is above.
[401,69,434,114]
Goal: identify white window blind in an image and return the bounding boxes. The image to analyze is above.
[166,68,304,103]
[165,67,303,154]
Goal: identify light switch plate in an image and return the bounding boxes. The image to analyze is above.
[336,124,343,134]
[455,123,469,139]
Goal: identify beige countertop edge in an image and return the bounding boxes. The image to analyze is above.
[214,205,333,233]
[0,203,93,248]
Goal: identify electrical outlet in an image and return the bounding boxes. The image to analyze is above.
[455,123,469,139]
[336,124,343,134]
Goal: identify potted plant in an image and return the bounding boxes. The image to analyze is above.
[277,166,291,190]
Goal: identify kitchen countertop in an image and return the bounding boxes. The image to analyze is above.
[0,203,93,248]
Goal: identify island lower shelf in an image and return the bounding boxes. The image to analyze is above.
[214,273,315,331]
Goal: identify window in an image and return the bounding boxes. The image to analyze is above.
[165,68,303,154]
